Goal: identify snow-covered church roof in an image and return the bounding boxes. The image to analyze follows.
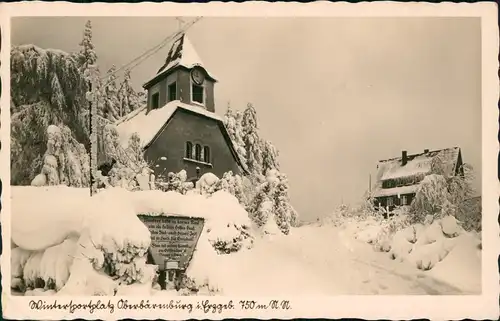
[115,100,248,173]
[143,33,217,89]
[372,147,462,198]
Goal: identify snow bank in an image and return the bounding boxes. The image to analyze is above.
[388,217,472,271]
[93,187,254,293]
[12,185,254,295]
[12,186,154,295]
[348,213,481,292]
[11,186,89,250]
[428,233,481,293]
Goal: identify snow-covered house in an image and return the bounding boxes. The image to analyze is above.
[372,147,464,212]
[114,33,247,182]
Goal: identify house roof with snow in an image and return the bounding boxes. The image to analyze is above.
[372,147,462,198]
[143,33,217,90]
[115,100,248,174]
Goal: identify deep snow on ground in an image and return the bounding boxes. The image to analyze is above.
[10,186,481,296]
[204,224,479,296]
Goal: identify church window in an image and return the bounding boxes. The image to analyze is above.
[195,144,202,161]
[203,146,210,163]
[151,92,160,109]
[185,141,193,159]
[168,82,177,102]
[192,84,204,104]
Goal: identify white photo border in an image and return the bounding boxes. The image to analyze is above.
[0,2,498,320]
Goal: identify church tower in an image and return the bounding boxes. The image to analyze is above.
[143,34,218,113]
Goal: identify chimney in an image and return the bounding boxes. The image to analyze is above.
[424,149,429,153]
[402,150,408,166]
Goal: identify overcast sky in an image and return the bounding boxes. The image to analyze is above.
[12,17,482,221]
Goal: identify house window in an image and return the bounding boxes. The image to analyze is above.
[387,197,394,207]
[195,144,202,161]
[192,84,204,104]
[401,195,408,206]
[151,92,160,109]
[185,141,193,159]
[168,82,177,102]
[203,146,210,163]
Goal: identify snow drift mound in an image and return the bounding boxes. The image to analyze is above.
[12,185,255,295]
[11,186,154,295]
[351,214,481,275]
[90,187,255,294]
[11,186,89,250]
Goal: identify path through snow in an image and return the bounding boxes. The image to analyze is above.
[220,225,469,295]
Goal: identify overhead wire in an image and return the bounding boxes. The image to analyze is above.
[91,17,204,191]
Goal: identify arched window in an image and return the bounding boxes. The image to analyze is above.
[195,144,202,161]
[203,146,210,163]
[185,141,193,159]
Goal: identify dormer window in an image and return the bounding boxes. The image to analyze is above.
[192,84,204,105]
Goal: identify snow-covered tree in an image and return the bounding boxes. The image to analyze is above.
[137,90,148,107]
[214,171,246,205]
[31,125,90,187]
[77,20,98,74]
[249,181,275,228]
[223,103,247,166]
[247,169,297,235]
[261,139,280,175]
[289,205,300,228]
[241,103,263,176]
[102,65,120,122]
[273,172,292,235]
[118,69,141,117]
[10,45,90,185]
[100,125,151,190]
[410,153,479,229]
[410,174,452,223]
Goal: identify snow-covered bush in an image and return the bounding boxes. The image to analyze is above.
[344,211,480,277]
[196,172,220,195]
[324,197,378,228]
[156,169,194,194]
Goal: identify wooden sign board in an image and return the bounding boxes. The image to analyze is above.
[138,215,205,271]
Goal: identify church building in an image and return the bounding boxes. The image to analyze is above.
[115,33,247,182]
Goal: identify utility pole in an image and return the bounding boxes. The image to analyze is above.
[175,17,185,30]
[90,65,98,197]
